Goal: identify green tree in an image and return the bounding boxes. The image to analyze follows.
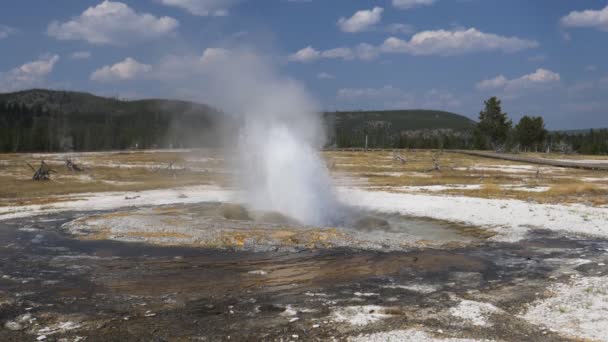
[515,115,548,152]
[475,97,512,150]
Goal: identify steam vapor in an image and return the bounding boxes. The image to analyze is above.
[198,48,339,225]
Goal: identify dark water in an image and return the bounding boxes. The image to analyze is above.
[1,210,607,341]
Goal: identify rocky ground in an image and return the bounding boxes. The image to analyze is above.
[1,150,608,341]
[1,206,608,341]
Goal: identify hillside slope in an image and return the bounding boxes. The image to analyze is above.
[0,89,475,152]
[0,89,225,152]
[325,110,475,148]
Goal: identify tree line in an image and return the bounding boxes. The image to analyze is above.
[473,96,608,154]
[1,93,606,154]
[0,100,224,152]
[331,96,608,155]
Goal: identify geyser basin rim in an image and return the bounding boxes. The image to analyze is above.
[62,202,485,251]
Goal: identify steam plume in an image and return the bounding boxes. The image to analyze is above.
[197,48,338,225]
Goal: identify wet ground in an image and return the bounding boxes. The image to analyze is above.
[1,208,608,341]
[61,202,482,252]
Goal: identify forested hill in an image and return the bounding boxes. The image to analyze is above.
[0,89,226,152]
[325,110,475,148]
[0,89,476,152]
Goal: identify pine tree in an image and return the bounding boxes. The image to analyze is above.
[515,116,547,152]
[475,97,512,150]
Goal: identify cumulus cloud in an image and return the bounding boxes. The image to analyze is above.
[337,7,383,33]
[476,68,560,93]
[70,51,92,60]
[288,46,321,62]
[561,5,608,32]
[476,75,508,90]
[0,55,60,92]
[88,48,239,84]
[392,0,436,10]
[158,0,240,16]
[200,47,230,64]
[47,1,178,45]
[291,28,537,63]
[0,25,16,39]
[288,44,379,63]
[355,43,380,61]
[519,68,561,83]
[381,28,538,56]
[322,47,355,60]
[90,57,151,82]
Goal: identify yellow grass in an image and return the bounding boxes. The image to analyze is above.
[324,150,608,206]
[1,149,607,207]
[0,150,227,206]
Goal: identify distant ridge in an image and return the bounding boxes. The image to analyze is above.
[327,109,475,131]
[554,128,608,135]
[0,89,476,152]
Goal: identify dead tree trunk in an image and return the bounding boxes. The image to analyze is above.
[27,161,57,181]
[392,151,407,164]
[427,153,441,172]
[66,159,84,172]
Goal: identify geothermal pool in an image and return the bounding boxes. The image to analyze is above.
[2,207,608,341]
[62,202,483,251]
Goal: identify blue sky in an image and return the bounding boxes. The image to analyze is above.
[0,0,607,129]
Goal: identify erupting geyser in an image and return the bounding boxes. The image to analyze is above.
[239,120,336,225]
[199,48,339,225]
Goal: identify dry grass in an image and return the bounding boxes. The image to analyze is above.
[1,149,608,207]
[0,150,227,206]
[324,150,608,206]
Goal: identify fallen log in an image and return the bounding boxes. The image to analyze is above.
[27,161,57,181]
[66,159,85,172]
[392,151,407,164]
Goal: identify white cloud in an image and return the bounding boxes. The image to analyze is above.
[476,75,508,90]
[355,43,380,61]
[90,57,151,82]
[476,68,561,93]
[200,47,229,64]
[337,7,383,33]
[0,25,16,39]
[289,44,380,63]
[392,0,436,10]
[381,28,538,56]
[47,1,178,45]
[70,51,92,60]
[561,5,608,32]
[290,28,536,64]
[103,48,247,84]
[322,47,355,60]
[0,55,60,92]
[519,68,560,83]
[288,46,321,62]
[317,72,334,80]
[158,0,240,16]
